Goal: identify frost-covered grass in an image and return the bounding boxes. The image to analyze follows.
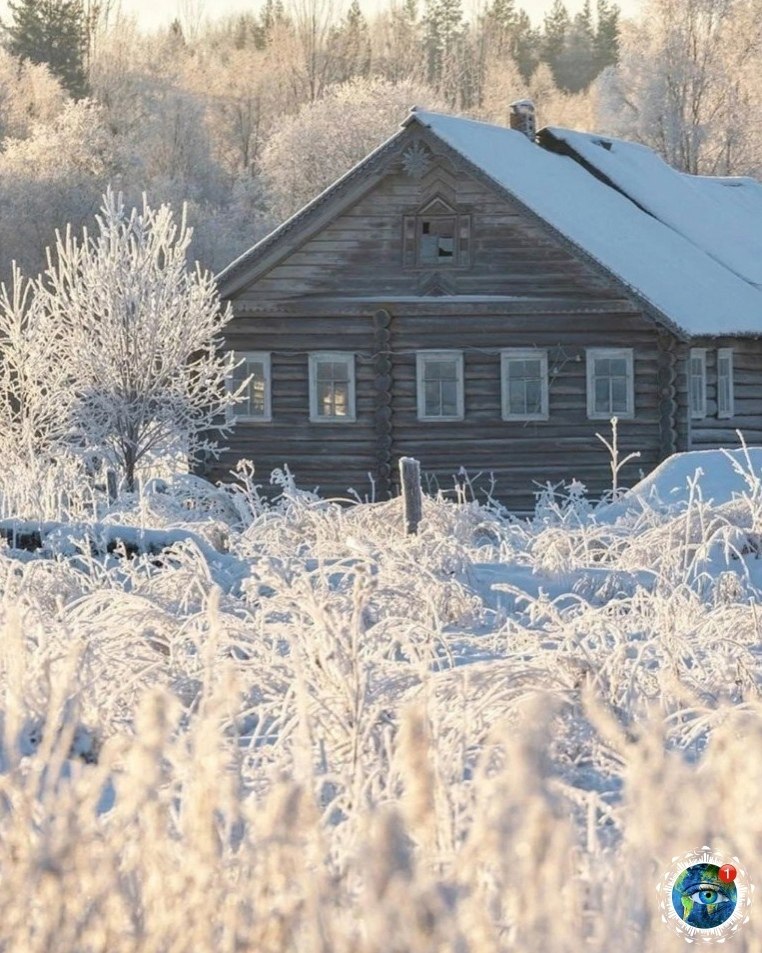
[1,462,762,951]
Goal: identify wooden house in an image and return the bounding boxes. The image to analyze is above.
[212,105,762,511]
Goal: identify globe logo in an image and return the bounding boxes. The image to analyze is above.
[657,848,753,942]
[671,863,737,929]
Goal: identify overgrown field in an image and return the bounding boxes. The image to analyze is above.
[2,457,762,952]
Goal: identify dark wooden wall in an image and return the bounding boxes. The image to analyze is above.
[684,337,762,450]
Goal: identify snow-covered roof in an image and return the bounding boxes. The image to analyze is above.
[409,111,762,337]
[545,126,762,289]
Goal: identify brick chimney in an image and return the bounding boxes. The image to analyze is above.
[509,99,536,140]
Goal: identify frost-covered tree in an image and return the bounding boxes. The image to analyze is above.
[260,76,442,220]
[0,265,71,466]
[41,190,239,490]
[0,98,116,282]
[599,0,762,175]
[3,0,89,98]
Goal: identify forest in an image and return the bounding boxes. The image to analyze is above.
[0,0,761,280]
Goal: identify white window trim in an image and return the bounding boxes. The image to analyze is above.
[228,351,272,422]
[308,352,356,423]
[717,347,734,419]
[689,347,707,419]
[500,348,549,421]
[416,350,465,421]
[586,348,635,420]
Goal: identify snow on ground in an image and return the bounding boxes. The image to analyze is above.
[597,446,762,517]
[0,456,761,950]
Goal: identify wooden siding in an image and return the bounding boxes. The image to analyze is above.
[236,158,624,304]
[211,303,671,510]
[386,308,664,509]
[682,338,762,450]
[218,315,378,499]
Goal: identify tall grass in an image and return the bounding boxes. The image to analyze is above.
[0,466,761,950]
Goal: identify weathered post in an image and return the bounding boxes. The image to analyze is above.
[106,470,118,503]
[399,456,422,535]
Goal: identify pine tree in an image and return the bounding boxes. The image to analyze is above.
[541,0,570,84]
[555,0,595,92]
[3,0,88,98]
[483,0,517,56]
[424,0,464,93]
[594,0,619,73]
[330,0,372,83]
[512,9,540,81]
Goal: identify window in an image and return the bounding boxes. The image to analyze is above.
[501,349,549,420]
[586,348,634,419]
[689,348,707,419]
[419,216,456,265]
[402,197,471,268]
[309,353,356,422]
[717,347,734,419]
[229,351,271,421]
[416,351,464,420]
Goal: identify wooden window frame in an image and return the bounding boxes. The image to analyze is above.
[416,350,465,421]
[308,352,356,423]
[500,349,549,421]
[586,348,635,420]
[228,351,272,422]
[403,197,471,269]
[717,347,734,419]
[689,348,707,419]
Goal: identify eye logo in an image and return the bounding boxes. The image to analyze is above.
[672,864,736,928]
[657,849,753,942]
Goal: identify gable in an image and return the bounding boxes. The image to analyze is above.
[225,133,646,310]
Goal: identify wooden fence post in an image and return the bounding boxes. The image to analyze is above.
[399,456,422,535]
[106,470,118,503]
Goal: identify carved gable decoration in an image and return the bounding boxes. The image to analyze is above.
[401,142,432,179]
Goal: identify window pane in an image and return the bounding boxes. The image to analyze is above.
[426,359,456,382]
[249,364,266,414]
[420,218,456,265]
[508,379,525,414]
[317,381,332,415]
[525,378,542,413]
[609,358,627,378]
[595,377,610,414]
[332,382,349,416]
[420,234,439,263]
[437,237,454,258]
[424,380,440,416]
[610,376,627,412]
[233,357,268,417]
[317,360,346,381]
[595,358,610,377]
[441,381,458,416]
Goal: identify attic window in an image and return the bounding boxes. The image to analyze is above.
[403,197,471,269]
[420,217,455,264]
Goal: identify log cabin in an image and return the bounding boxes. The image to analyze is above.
[211,103,762,511]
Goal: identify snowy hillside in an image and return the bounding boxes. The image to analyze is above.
[0,451,761,951]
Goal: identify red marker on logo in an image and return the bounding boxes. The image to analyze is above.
[719,864,737,883]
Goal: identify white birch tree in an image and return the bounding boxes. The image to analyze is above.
[41,189,240,491]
